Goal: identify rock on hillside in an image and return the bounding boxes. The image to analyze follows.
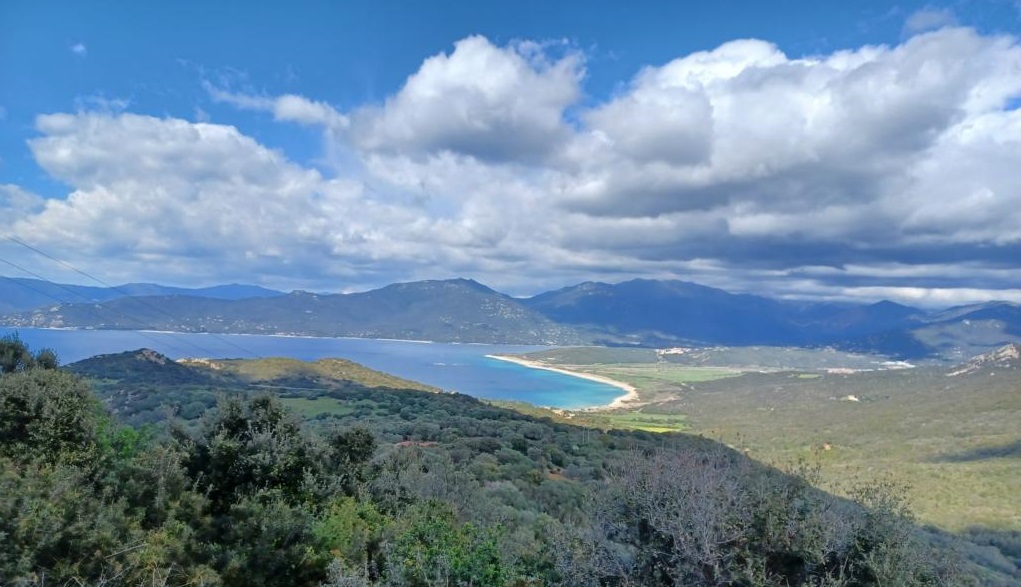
[946,343,1021,376]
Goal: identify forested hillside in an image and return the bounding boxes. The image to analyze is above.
[2,279,585,345]
[0,336,1010,586]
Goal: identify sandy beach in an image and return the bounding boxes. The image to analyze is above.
[486,354,639,409]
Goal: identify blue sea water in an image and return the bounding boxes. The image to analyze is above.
[0,327,622,409]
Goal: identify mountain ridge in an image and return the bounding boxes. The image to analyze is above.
[8,278,584,345]
[0,276,283,314]
[3,276,1020,359]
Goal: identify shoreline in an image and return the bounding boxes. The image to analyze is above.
[486,354,639,410]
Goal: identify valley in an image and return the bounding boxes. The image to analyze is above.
[498,345,1021,534]
[0,330,1017,584]
[2,277,1020,583]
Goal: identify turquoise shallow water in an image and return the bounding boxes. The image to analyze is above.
[0,327,623,409]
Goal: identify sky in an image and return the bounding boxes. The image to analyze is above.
[1,0,1021,306]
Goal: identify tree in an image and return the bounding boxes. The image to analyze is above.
[175,394,328,512]
[0,333,59,374]
[595,447,964,586]
[0,368,103,467]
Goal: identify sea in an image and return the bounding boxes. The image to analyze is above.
[0,327,623,409]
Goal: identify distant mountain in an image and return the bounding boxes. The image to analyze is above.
[0,276,282,313]
[8,278,586,345]
[523,279,801,345]
[908,302,1021,359]
[522,279,1021,360]
[115,282,283,300]
[0,277,113,314]
[522,279,929,348]
[5,275,1021,359]
[836,302,1021,361]
[803,300,924,338]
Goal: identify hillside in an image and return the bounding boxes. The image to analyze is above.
[67,348,439,424]
[3,345,1007,584]
[513,344,1021,548]
[523,279,802,346]
[947,343,1021,376]
[0,276,282,313]
[522,279,1018,359]
[6,278,586,345]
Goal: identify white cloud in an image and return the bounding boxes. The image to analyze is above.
[17,113,367,283]
[273,94,349,128]
[206,83,348,129]
[70,43,87,57]
[350,36,583,162]
[557,28,1021,222]
[0,185,45,219]
[11,112,553,289]
[10,29,1021,301]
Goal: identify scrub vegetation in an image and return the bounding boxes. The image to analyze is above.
[2,338,1009,585]
[508,345,1021,583]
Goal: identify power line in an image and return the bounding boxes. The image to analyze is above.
[0,265,212,358]
[1,236,261,358]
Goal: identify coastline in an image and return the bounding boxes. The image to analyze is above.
[486,354,639,410]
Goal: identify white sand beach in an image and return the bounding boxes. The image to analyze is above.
[485,354,639,409]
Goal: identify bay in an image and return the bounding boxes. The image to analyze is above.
[0,327,622,409]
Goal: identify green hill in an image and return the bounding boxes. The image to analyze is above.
[3,343,1014,585]
[66,349,439,425]
[514,345,1021,543]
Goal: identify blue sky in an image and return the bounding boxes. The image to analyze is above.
[1,0,1021,304]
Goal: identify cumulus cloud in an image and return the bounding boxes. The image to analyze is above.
[70,42,87,57]
[350,36,583,162]
[558,28,1021,221]
[10,112,556,289]
[9,29,1021,302]
[16,113,366,283]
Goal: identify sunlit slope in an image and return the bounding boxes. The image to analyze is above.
[516,344,1021,532]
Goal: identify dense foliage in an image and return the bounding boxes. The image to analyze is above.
[0,333,58,375]
[0,345,990,586]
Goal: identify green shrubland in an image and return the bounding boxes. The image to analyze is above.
[0,342,999,585]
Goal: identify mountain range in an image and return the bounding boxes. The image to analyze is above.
[3,275,1020,359]
[0,277,281,314]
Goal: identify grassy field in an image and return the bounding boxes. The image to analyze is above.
[564,364,743,404]
[594,411,688,432]
[184,356,440,392]
[512,347,1021,533]
[636,368,1019,531]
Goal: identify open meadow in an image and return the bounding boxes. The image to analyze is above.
[512,346,1021,534]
